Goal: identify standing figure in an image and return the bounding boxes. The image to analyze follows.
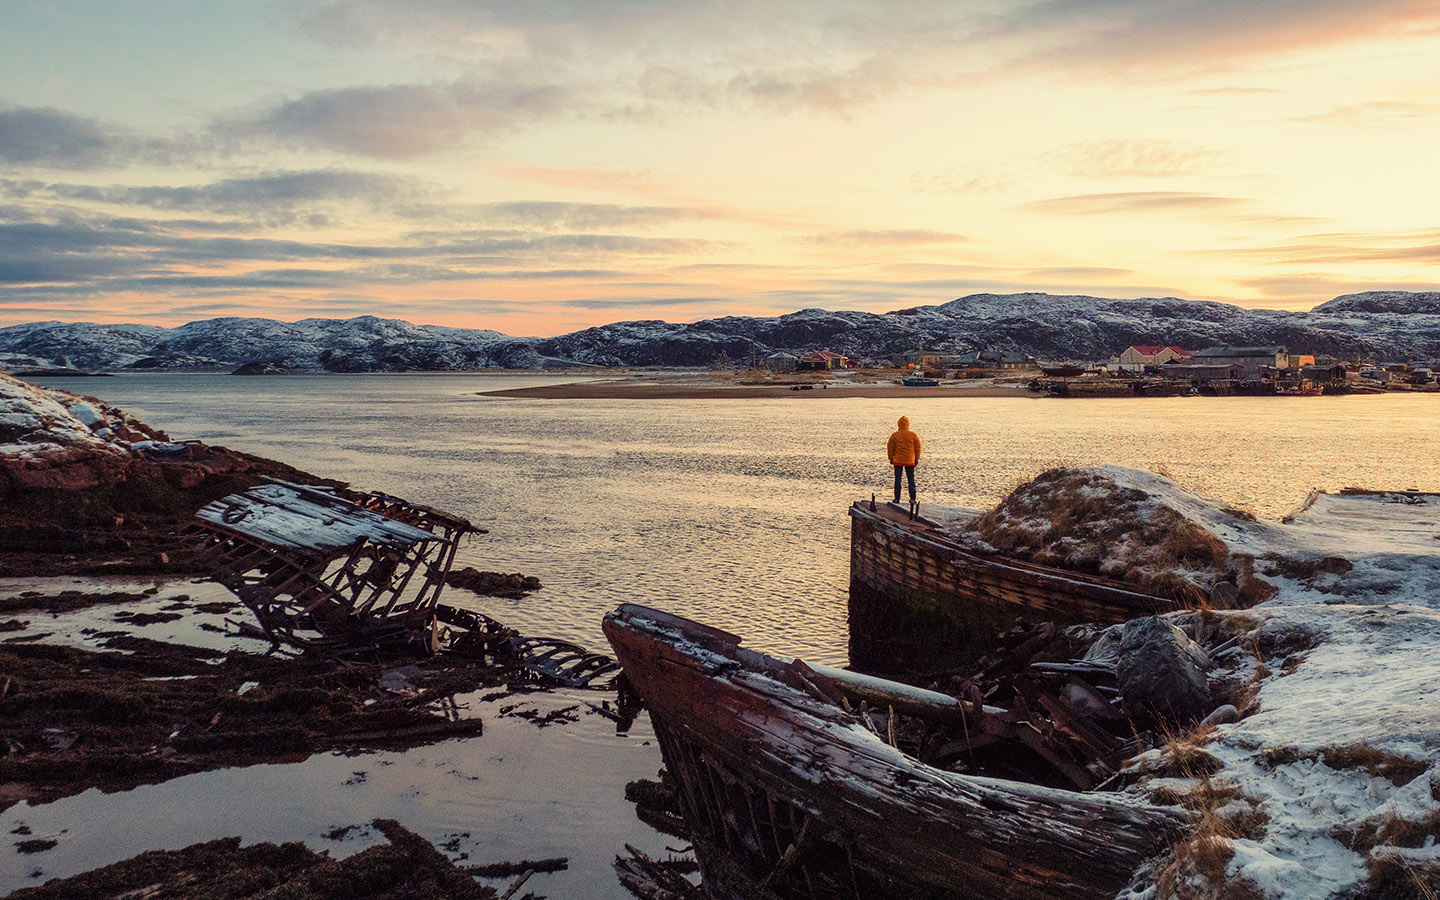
[887,416,922,506]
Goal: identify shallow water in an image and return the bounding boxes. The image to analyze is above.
[8,373,1439,895]
[0,687,665,896]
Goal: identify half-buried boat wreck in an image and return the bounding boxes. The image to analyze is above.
[604,604,1193,900]
[848,466,1285,674]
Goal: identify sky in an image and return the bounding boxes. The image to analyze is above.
[1,1,1438,337]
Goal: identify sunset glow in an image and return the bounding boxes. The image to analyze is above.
[3,1,1439,334]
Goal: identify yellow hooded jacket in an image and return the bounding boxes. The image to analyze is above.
[887,417,921,466]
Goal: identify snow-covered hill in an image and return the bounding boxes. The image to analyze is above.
[4,291,1440,372]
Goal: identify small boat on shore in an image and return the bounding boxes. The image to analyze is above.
[902,375,940,386]
[603,603,1190,900]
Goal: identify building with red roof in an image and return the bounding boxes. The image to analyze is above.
[1118,345,1193,371]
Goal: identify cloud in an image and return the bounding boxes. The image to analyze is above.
[798,229,969,246]
[1041,140,1223,179]
[983,0,1440,75]
[1208,229,1440,265]
[0,107,123,170]
[219,80,579,158]
[1294,101,1439,125]
[286,0,1440,119]
[466,201,703,231]
[0,208,714,299]
[0,170,424,225]
[0,107,190,171]
[1020,191,1247,216]
[1237,273,1440,310]
[908,167,1016,196]
[1024,266,1133,278]
[565,296,724,309]
[412,231,717,257]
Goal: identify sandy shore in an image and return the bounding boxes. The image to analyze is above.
[480,380,1034,400]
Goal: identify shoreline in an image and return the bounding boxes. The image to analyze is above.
[479,381,1035,400]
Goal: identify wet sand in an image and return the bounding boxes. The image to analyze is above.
[480,381,1034,400]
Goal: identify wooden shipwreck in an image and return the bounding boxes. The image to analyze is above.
[191,478,474,651]
[603,604,1191,900]
[192,478,622,684]
[849,500,1187,673]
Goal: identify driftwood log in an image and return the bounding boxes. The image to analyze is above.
[604,604,1192,900]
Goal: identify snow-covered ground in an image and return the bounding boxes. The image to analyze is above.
[943,467,1440,899]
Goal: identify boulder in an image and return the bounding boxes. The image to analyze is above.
[1116,616,1211,726]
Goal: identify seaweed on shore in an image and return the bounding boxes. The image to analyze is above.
[5,819,498,900]
[0,638,515,812]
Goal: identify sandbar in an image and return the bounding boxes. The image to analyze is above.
[480,380,1034,400]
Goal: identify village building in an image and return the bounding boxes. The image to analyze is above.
[1192,346,1289,378]
[763,351,799,372]
[1159,363,1242,383]
[1117,345,1193,372]
[797,349,849,371]
[955,349,1033,370]
[1300,363,1349,386]
[918,352,965,369]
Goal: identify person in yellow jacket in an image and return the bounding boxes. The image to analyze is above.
[887,416,922,505]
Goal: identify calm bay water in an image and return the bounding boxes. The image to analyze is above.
[8,373,1438,896]
[37,373,1440,664]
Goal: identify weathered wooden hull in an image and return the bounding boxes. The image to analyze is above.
[603,604,1189,900]
[849,502,1184,673]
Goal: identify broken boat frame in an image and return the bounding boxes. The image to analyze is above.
[190,479,621,686]
[192,479,473,651]
[603,603,1191,900]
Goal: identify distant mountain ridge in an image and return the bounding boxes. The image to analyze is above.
[3,291,1439,372]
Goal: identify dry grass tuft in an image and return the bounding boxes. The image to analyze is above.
[1342,809,1440,900]
[1341,808,1440,856]
[1321,744,1429,787]
[963,468,1274,607]
[1260,552,1354,583]
[1155,726,1225,780]
[1263,743,1427,787]
[1361,852,1440,900]
[1155,806,1268,900]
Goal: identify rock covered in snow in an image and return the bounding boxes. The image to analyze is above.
[0,372,166,458]
[1116,616,1212,726]
[0,371,253,493]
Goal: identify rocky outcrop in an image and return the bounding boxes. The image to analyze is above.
[0,372,334,575]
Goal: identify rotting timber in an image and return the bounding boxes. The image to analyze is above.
[192,479,474,652]
[849,500,1186,674]
[190,479,620,686]
[603,604,1191,900]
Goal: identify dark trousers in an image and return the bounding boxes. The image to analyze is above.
[893,465,916,502]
